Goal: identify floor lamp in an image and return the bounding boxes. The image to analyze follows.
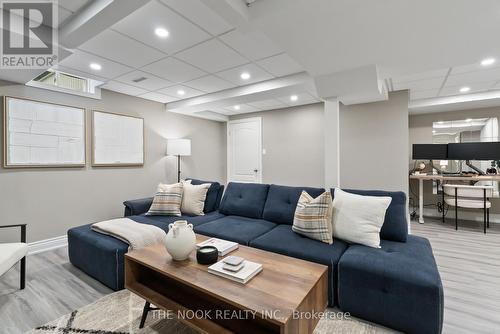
[166,139,191,182]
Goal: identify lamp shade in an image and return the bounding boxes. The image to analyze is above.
[166,139,191,156]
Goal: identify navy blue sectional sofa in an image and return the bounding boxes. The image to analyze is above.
[68,179,443,334]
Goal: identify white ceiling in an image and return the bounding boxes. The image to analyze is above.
[55,0,306,112]
[6,0,500,119]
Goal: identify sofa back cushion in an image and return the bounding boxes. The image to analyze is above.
[219,182,270,219]
[263,185,325,224]
[331,188,407,242]
[187,178,222,213]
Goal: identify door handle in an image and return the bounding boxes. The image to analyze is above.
[254,169,259,173]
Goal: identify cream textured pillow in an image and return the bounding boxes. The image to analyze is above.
[292,191,333,244]
[181,180,211,216]
[332,189,391,248]
[146,182,183,216]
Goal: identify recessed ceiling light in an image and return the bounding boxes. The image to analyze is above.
[155,27,169,38]
[240,72,251,80]
[177,89,185,96]
[290,95,298,102]
[89,63,101,71]
[234,105,240,110]
[481,58,495,66]
[459,86,470,93]
[466,118,472,122]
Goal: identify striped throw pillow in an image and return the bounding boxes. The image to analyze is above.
[146,182,184,216]
[292,191,333,244]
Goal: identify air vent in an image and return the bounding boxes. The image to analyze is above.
[132,77,147,83]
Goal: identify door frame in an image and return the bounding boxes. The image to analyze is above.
[226,117,263,183]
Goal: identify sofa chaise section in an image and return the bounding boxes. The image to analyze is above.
[338,235,443,334]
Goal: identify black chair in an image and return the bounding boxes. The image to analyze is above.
[0,224,27,289]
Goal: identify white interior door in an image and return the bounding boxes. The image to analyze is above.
[227,117,262,183]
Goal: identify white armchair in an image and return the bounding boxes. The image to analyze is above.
[0,224,27,290]
[442,184,493,233]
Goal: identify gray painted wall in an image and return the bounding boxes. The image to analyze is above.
[339,91,409,194]
[0,82,226,242]
[409,106,500,217]
[230,103,325,187]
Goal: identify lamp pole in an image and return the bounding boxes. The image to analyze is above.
[177,155,181,182]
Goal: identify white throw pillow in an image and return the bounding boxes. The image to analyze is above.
[181,180,211,216]
[332,189,392,248]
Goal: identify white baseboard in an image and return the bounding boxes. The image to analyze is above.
[28,235,67,255]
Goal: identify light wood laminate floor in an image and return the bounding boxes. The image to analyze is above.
[0,218,499,334]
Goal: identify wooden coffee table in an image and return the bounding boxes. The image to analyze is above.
[125,234,328,334]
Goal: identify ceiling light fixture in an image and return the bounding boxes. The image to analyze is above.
[240,72,250,80]
[89,63,102,71]
[466,118,472,122]
[234,105,240,110]
[438,121,444,124]
[481,58,495,66]
[177,89,185,96]
[155,27,169,38]
[290,95,298,102]
[459,86,470,93]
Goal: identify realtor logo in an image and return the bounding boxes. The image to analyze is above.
[1,0,58,68]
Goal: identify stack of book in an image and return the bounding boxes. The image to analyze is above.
[196,238,238,256]
[208,256,262,284]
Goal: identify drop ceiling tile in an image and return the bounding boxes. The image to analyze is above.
[216,63,274,85]
[393,77,445,91]
[160,0,233,35]
[142,57,206,82]
[176,39,248,73]
[101,81,148,96]
[247,99,288,109]
[115,70,173,91]
[59,0,90,12]
[256,53,303,77]
[184,75,235,93]
[451,62,500,75]
[58,50,133,79]
[79,30,166,68]
[440,82,496,97]
[410,89,439,100]
[445,68,500,86]
[392,68,449,83]
[219,30,282,61]
[157,85,205,99]
[57,6,72,26]
[139,92,178,103]
[277,92,318,106]
[113,1,210,55]
[224,104,262,114]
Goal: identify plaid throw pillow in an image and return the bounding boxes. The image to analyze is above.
[292,191,333,244]
[146,182,184,216]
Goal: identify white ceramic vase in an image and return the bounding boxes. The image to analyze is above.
[165,220,196,261]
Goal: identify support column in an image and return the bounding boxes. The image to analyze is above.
[324,99,340,189]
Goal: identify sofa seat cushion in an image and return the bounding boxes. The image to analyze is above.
[194,216,276,245]
[263,185,325,225]
[332,188,408,242]
[249,224,348,306]
[219,182,270,219]
[130,211,225,229]
[0,243,28,276]
[338,235,443,334]
[68,224,129,290]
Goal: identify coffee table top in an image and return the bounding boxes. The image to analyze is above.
[126,234,328,325]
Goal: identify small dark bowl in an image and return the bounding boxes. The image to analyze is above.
[196,246,219,265]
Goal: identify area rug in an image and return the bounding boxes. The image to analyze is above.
[27,290,397,334]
